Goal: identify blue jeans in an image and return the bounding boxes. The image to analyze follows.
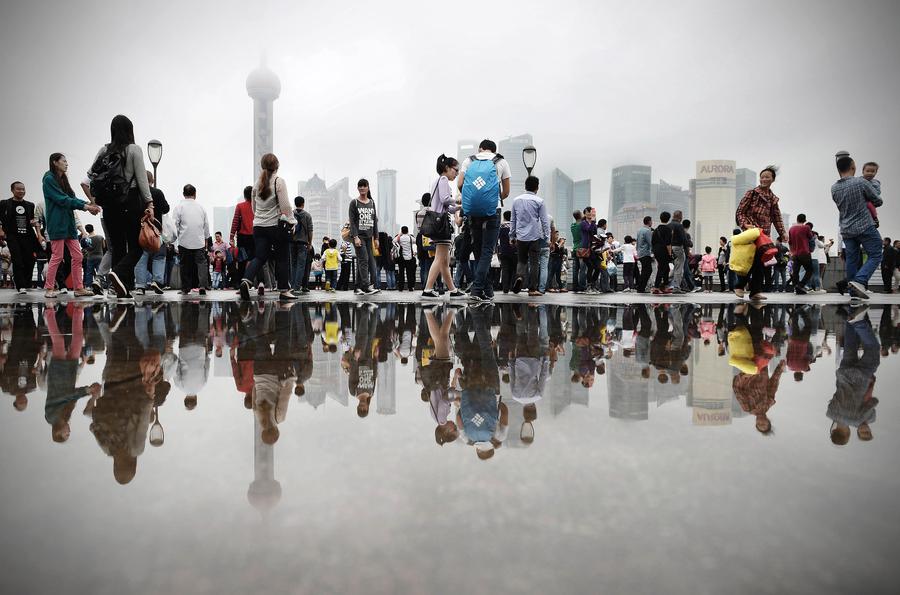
[538,242,550,293]
[469,213,500,296]
[135,243,167,288]
[772,267,787,291]
[83,257,101,286]
[291,242,309,290]
[380,265,396,289]
[843,227,882,286]
[810,258,821,289]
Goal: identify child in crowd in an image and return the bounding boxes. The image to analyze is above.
[323,238,339,292]
[211,250,225,289]
[861,161,882,227]
[700,246,717,292]
[311,254,323,289]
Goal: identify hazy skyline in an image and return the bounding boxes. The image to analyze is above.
[2,0,898,239]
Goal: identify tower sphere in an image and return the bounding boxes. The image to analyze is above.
[246,65,281,100]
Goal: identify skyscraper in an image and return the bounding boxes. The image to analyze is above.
[694,160,736,250]
[245,62,281,180]
[456,139,478,164]
[609,165,652,218]
[498,134,533,199]
[298,174,351,242]
[573,179,591,210]
[376,169,397,235]
[656,179,692,220]
[544,168,574,228]
[735,168,757,210]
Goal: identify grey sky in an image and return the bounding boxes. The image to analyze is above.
[2,0,898,239]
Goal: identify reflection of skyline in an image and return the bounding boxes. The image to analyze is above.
[1,301,894,485]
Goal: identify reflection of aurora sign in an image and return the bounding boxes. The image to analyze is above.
[696,160,736,180]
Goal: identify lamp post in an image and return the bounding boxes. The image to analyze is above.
[523,145,537,177]
[147,139,163,187]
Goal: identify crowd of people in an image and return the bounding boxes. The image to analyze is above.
[1,123,896,301]
[1,298,894,483]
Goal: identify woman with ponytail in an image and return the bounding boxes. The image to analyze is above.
[239,153,297,301]
[421,154,464,299]
[348,178,380,295]
[90,115,154,299]
[42,153,101,298]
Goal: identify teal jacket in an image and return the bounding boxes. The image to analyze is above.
[42,171,86,240]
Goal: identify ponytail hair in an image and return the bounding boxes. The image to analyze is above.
[257,153,280,199]
[48,153,74,197]
[357,178,373,200]
[435,154,459,175]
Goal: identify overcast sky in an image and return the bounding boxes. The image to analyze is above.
[2,0,898,239]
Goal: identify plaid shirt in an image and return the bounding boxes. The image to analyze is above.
[831,176,882,238]
[736,186,787,240]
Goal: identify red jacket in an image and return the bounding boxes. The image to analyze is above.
[230,201,254,237]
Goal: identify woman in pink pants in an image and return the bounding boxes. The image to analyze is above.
[41,153,101,298]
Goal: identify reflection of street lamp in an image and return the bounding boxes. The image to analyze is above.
[522,145,537,177]
[147,139,163,187]
[149,405,164,447]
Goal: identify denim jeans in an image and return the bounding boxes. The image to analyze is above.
[83,257,102,287]
[843,226,882,286]
[538,242,550,293]
[135,243,167,288]
[211,271,223,289]
[291,242,309,290]
[381,265,396,289]
[810,258,821,289]
[772,266,787,291]
[469,212,500,296]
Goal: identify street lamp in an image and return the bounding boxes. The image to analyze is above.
[147,139,163,187]
[522,145,537,176]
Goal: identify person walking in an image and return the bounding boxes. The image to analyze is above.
[88,115,154,299]
[134,170,169,295]
[239,153,297,301]
[668,210,687,294]
[832,155,883,300]
[457,139,511,303]
[82,224,104,288]
[579,207,599,292]
[788,213,815,295]
[42,153,101,298]
[497,211,516,293]
[348,178,380,296]
[734,166,787,300]
[172,184,210,296]
[651,211,673,294]
[510,176,550,297]
[0,181,44,294]
[615,235,637,292]
[716,237,728,292]
[882,237,897,294]
[290,195,313,294]
[421,155,465,299]
[635,216,653,293]
[376,230,397,290]
[570,210,584,292]
[395,226,416,291]
[230,186,258,290]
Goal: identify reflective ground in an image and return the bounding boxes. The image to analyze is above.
[1,301,898,595]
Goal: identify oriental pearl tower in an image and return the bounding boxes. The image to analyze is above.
[246,60,281,179]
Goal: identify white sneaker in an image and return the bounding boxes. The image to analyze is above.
[17,288,26,295]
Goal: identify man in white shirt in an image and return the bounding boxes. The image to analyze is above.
[510,176,550,296]
[172,184,210,295]
[394,225,417,291]
[457,139,512,302]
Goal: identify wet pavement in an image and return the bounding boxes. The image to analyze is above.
[0,300,898,594]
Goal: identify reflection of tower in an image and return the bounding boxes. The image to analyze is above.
[246,61,282,180]
[247,416,281,516]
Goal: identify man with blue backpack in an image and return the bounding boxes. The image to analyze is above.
[457,139,511,303]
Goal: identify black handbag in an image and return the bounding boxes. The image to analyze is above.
[419,180,452,240]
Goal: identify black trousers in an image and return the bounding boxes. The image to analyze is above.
[500,254,517,292]
[396,258,416,290]
[106,188,145,289]
[244,225,291,290]
[736,250,765,295]
[338,260,351,290]
[179,247,210,291]
[653,250,671,288]
[7,233,36,290]
[792,253,814,290]
[516,240,542,291]
[636,255,653,292]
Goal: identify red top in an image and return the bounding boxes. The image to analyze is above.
[788,224,813,257]
[230,201,254,237]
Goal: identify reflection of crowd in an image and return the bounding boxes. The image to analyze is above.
[0,300,895,484]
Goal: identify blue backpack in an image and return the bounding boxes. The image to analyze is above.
[461,154,503,217]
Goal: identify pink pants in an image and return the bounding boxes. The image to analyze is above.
[45,238,83,290]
